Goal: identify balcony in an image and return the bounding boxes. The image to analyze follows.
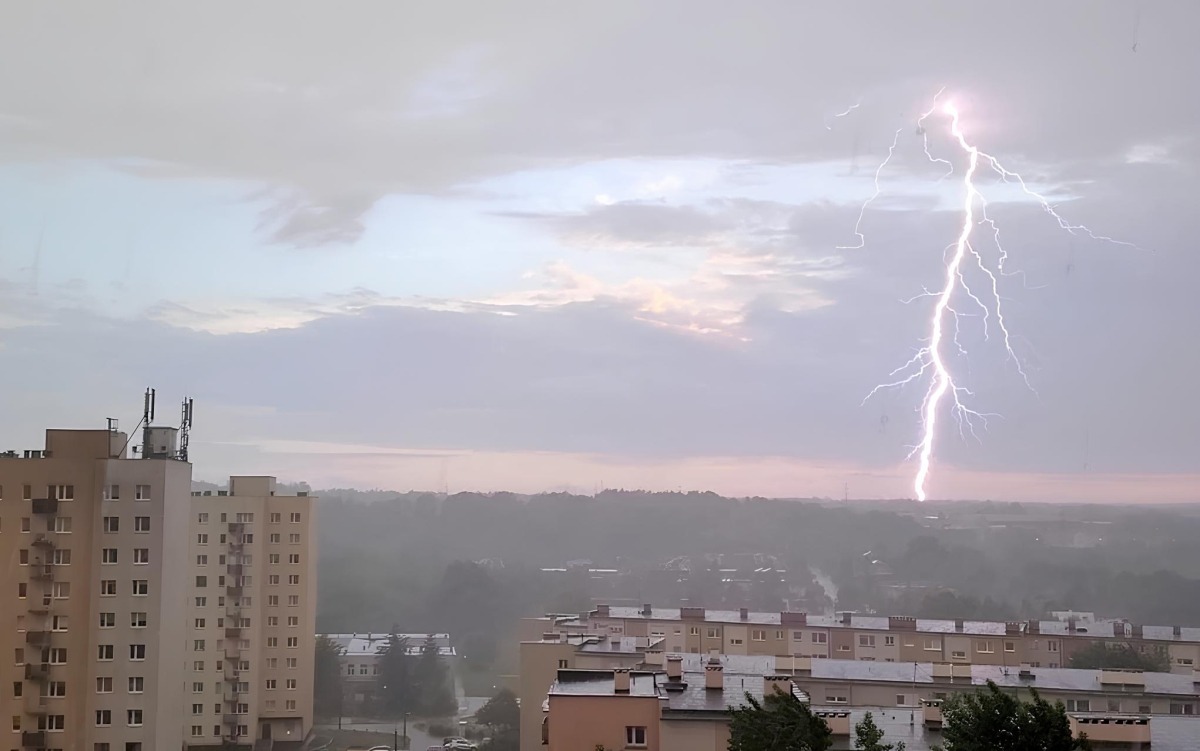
[223,668,241,683]
[1069,715,1151,746]
[23,662,49,681]
[223,713,239,726]
[23,692,47,714]
[227,563,244,578]
[31,497,58,515]
[225,626,242,638]
[24,631,49,646]
[31,534,54,549]
[31,564,54,581]
[226,583,244,597]
[20,730,46,748]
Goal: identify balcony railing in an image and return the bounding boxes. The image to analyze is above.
[31,498,58,515]
[227,563,243,578]
[24,631,49,646]
[222,713,239,726]
[20,730,46,748]
[225,626,242,638]
[23,663,49,681]
[31,534,54,549]
[226,584,244,597]
[31,564,54,581]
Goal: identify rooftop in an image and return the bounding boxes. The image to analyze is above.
[325,633,455,657]
[584,605,1200,642]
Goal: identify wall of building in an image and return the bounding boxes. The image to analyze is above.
[519,641,579,751]
[661,718,728,751]
[546,694,661,751]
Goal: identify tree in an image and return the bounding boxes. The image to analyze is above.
[727,688,833,751]
[377,635,413,716]
[314,634,345,719]
[1068,641,1169,672]
[936,681,1090,751]
[413,635,457,716]
[854,712,904,751]
[477,688,520,730]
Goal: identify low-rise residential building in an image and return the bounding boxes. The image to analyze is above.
[542,656,1199,751]
[557,604,1199,673]
[325,633,455,712]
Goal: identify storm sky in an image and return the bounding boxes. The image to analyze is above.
[1,1,1197,501]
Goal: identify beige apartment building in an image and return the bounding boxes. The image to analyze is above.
[563,604,1200,673]
[541,657,1198,751]
[0,428,192,751]
[186,476,317,748]
[2,423,317,751]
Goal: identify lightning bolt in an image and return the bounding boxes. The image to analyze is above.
[855,92,1141,501]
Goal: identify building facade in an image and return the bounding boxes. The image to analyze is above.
[1,424,317,751]
[568,604,1198,673]
[185,477,317,748]
[324,633,455,712]
[0,428,192,751]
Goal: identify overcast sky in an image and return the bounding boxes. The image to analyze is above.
[1,1,1197,501]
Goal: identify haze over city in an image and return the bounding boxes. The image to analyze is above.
[2,1,1198,501]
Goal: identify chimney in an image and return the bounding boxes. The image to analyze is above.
[781,612,808,627]
[954,619,964,632]
[1131,624,1143,638]
[705,661,724,690]
[641,603,652,617]
[681,606,706,620]
[1068,618,1078,633]
[595,604,610,617]
[841,611,852,626]
[666,655,683,680]
[1005,622,1023,636]
[1174,625,1182,637]
[1027,619,1040,634]
[740,607,749,621]
[613,668,631,693]
[764,675,792,697]
[888,616,917,631]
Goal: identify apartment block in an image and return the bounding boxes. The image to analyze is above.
[541,656,1198,751]
[568,604,1200,673]
[186,477,317,748]
[0,428,192,751]
[324,633,454,712]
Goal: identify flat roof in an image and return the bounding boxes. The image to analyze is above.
[584,606,1200,642]
[325,633,454,657]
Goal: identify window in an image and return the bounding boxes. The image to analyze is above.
[266,679,277,690]
[270,533,281,543]
[51,615,68,632]
[127,709,143,726]
[98,644,114,661]
[102,548,118,564]
[269,553,281,564]
[192,726,204,736]
[826,695,848,704]
[837,644,851,652]
[45,647,67,664]
[38,714,66,731]
[196,554,208,566]
[129,644,146,661]
[267,637,278,647]
[286,678,297,689]
[269,575,280,585]
[197,533,208,545]
[52,549,71,565]
[859,634,876,647]
[198,512,209,523]
[52,581,70,599]
[192,683,204,694]
[134,516,150,532]
[19,548,28,565]
[287,616,298,627]
[1004,641,1016,652]
[96,709,112,727]
[268,595,279,606]
[104,484,120,500]
[99,612,115,628]
[52,484,74,500]
[100,580,117,596]
[103,516,119,533]
[290,512,301,523]
[130,612,147,628]
[1048,640,1059,652]
[135,485,150,500]
[289,533,300,543]
[17,582,26,598]
[288,595,299,606]
[286,657,297,668]
[53,516,72,533]
[951,650,967,659]
[132,580,148,596]
[625,726,647,747]
[267,616,278,626]
[751,630,766,641]
[47,680,66,696]
[287,637,298,648]
[270,513,281,523]
[196,576,207,588]
[243,533,254,543]
[288,574,300,585]
[21,516,30,532]
[236,702,250,714]
[884,635,895,646]
[237,512,254,523]
[1170,703,1195,715]
[288,553,300,564]
[812,633,827,644]
[730,638,744,645]
[977,640,994,653]
[133,548,149,564]
[1065,699,1090,712]
[96,677,113,693]
[195,618,206,629]
[923,638,941,651]
[194,640,206,652]
[128,677,143,694]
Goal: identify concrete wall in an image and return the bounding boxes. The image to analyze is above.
[546,694,661,751]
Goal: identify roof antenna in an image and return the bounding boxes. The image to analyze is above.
[179,397,194,463]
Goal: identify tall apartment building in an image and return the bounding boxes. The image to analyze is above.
[0,428,192,751]
[2,421,317,751]
[185,476,317,747]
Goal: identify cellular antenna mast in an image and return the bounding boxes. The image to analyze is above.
[179,396,194,463]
